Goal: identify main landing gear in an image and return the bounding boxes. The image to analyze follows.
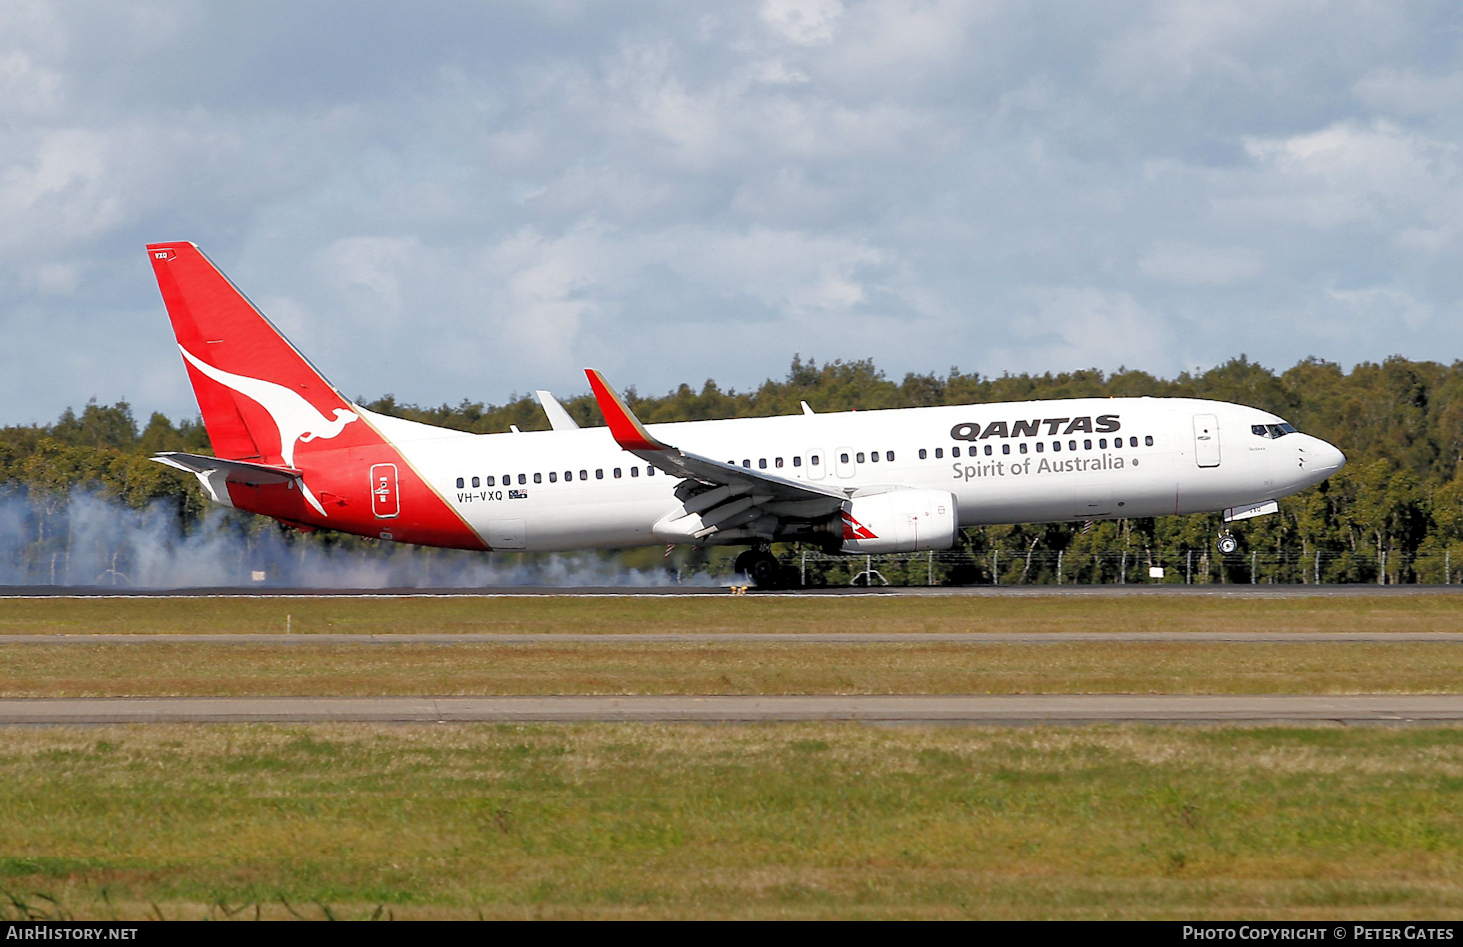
[734,547,783,588]
[1217,530,1239,555]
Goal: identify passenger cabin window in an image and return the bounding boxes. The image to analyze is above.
[1098,438,1107,449]
[886,451,894,462]
[1036,442,1044,453]
[518,474,526,485]
[743,459,751,468]
[564,471,572,482]
[647,466,655,476]
[472,477,480,487]
[952,446,961,457]
[1129,436,1138,448]
[1019,443,1028,454]
[614,468,622,478]
[596,469,604,479]
[856,452,865,463]
[580,470,588,480]
[869,451,878,463]
[1144,436,1154,446]
[919,449,928,459]
[1002,444,1011,455]
[549,472,557,483]
[487,476,496,486]
[811,455,820,465]
[533,473,542,484]
[935,448,943,459]
[840,453,849,463]
[984,445,992,456]
[775,457,784,468]
[631,467,639,477]
[793,456,802,467]
[1084,439,1092,450]
[1068,440,1076,451]
[758,459,767,469]
[455,477,464,489]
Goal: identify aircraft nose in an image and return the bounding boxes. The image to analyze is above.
[1307,436,1345,473]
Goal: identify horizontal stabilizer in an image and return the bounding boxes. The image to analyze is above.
[535,390,580,431]
[152,452,302,485]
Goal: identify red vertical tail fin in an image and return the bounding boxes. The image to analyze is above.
[147,242,355,465]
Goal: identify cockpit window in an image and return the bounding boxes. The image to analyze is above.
[1251,422,1298,439]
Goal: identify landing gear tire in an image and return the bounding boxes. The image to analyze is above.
[1217,531,1239,555]
[734,550,782,588]
[747,553,781,588]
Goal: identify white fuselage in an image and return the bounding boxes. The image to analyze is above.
[365,396,1346,552]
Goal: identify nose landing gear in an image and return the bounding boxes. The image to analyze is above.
[1217,530,1239,555]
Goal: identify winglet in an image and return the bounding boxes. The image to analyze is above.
[585,369,667,451]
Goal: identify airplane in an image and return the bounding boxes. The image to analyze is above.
[146,242,1346,587]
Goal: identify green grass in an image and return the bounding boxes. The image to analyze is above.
[1,594,1461,637]
[3,724,1463,919]
[4,595,1462,919]
[4,641,1463,696]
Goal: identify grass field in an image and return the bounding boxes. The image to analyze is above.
[1,593,1461,637]
[3,594,1462,919]
[3,723,1463,920]
[6,641,1463,697]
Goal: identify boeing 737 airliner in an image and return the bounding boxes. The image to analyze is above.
[147,243,1346,586]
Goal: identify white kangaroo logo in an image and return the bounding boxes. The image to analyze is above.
[179,345,358,517]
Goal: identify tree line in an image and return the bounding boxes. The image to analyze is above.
[2,354,1460,585]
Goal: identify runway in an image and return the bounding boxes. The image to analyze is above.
[5,695,1463,725]
[4,632,1463,645]
[3,584,1462,598]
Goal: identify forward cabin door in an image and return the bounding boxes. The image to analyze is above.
[1193,414,1221,468]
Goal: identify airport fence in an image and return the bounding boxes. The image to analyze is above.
[791,547,1463,587]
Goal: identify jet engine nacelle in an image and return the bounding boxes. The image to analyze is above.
[839,489,958,554]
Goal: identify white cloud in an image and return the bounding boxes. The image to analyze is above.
[2,1,1463,424]
[1138,243,1263,286]
[998,288,1173,373]
[760,0,844,46]
[1222,120,1462,230]
[1327,285,1434,332]
[1355,68,1463,119]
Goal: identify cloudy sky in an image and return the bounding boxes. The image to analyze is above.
[3,1,1462,424]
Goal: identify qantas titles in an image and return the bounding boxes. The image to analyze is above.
[950,414,1121,441]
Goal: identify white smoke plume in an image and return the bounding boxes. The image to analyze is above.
[0,489,725,589]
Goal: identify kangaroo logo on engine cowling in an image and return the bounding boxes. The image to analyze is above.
[951,414,1121,441]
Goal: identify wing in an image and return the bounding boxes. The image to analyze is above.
[585,369,846,544]
[585,369,844,503]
